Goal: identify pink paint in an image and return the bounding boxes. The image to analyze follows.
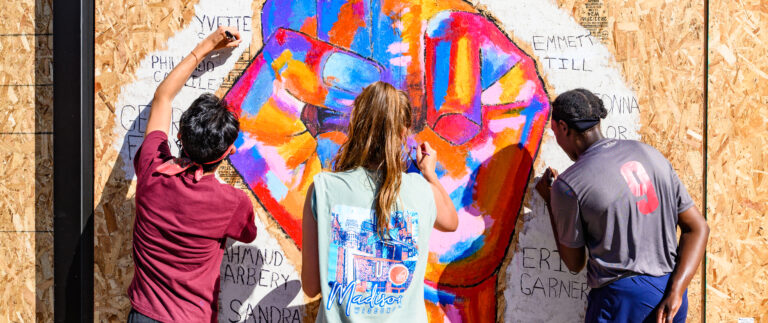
[514,80,536,103]
[469,138,496,161]
[255,141,294,184]
[429,209,486,254]
[386,42,409,54]
[272,83,304,117]
[480,82,504,105]
[443,304,462,323]
[439,172,472,194]
[389,55,412,67]
[488,115,527,133]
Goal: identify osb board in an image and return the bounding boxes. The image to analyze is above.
[534,0,706,320]
[0,0,52,34]
[707,0,768,321]
[596,0,706,320]
[0,232,53,323]
[0,35,53,86]
[93,1,714,322]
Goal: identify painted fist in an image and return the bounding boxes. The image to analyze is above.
[223,0,550,321]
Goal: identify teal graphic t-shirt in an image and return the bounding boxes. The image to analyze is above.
[311,168,437,323]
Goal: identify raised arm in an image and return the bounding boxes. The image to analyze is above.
[144,26,242,137]
[417,142,458,232]
[655,206,709,323]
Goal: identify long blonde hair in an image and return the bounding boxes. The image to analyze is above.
[332,82,412,237]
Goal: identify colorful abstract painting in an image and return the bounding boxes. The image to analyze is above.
[223,0,551,321]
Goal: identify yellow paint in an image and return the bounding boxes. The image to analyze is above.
[496,64,527,103]
[280,132,317,169]
[453,36,473,106]
[271,50,327,106]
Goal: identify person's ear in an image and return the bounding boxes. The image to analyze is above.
[177,132,182,140]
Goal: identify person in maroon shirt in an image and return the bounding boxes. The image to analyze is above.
[127,27,257,323]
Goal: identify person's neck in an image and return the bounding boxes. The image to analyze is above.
[573,129,605,159]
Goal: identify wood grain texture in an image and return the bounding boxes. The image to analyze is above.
[707,0,768,321]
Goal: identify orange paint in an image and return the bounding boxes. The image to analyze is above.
[271,50,328,106]
[299,16,318,37]
[415,127,470,178]
[239,98,306,146]
[328,0,368,49]
[317,131,348,145]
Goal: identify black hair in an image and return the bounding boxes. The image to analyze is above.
[179,93,239,173]
[551,88,608,132]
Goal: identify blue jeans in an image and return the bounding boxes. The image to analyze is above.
[585,273,688,323]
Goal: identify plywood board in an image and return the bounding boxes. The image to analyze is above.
[91,1,718,322]
[707,0,768,321]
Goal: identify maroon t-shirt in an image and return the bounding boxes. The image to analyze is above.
[128,131,257,322]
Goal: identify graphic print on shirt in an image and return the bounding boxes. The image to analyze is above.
[326,205,419,316]
[620,161,659,214]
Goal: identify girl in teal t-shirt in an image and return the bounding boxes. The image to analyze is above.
[301,82,459,322]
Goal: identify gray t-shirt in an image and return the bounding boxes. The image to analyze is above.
[551,139,694,288]
[311,168,437,322]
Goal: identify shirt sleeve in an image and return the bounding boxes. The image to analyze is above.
[133,130,172,178]
[550,178,585,248]
[669,164,695,213]
[224,194,258,243]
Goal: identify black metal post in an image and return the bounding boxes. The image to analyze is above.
[53,0,94,321]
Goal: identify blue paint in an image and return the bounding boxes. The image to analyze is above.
[316,136,342,168]
[424,284,456,305]
[349,24,373,58]
[371,8,406,89]
[262,0,316,41]
[438,235,486,263]
[480,46,517,90]
[322,52,381,93]
[431,40,452,112]
[448,182,474,210]
[516,98,543,148]
[425,11,452,38]
[317,0,346,42]
[240,63,276,115]
[323,89,357,112]
[265,171,289,201]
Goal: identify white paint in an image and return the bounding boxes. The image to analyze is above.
[112,0,254,179]
[476,0,641,321]
[218,212,305,323]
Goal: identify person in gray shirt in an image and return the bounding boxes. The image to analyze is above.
[535,89,709,323]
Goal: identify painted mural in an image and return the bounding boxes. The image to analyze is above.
[110,0,647,321]
[222,0,550,321]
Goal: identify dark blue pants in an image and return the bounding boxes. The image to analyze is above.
[585,273,688,323]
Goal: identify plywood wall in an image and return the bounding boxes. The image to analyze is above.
[86,0,762,322]
[0,0,54,321]
[563,0,707,320]
[93,0,203,320]
[707,0,768,321]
